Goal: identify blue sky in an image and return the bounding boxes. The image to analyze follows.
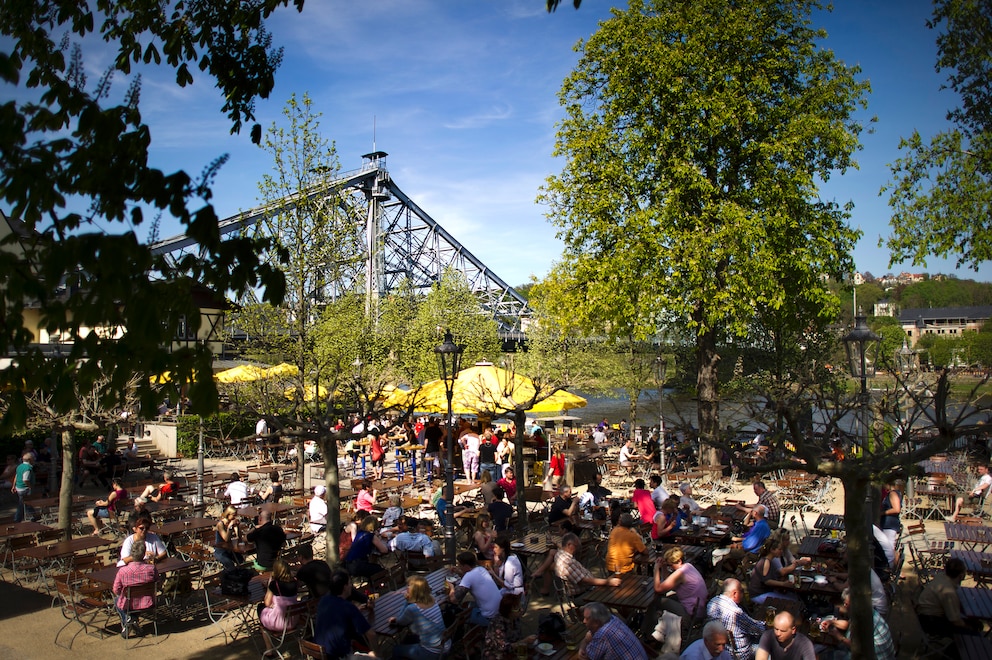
[109,1,992,286]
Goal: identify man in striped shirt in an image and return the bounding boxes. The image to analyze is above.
[706,578,766,660]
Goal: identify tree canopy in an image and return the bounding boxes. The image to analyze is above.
[884,0,992,270]
[539,0,868,456]
[0,1,304,433]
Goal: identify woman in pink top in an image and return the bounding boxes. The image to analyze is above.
[652,547,708,620]
[354,479,376,514]
[631,478,656,524]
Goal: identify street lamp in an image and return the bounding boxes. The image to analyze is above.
[654,355,669,473]
[842,309,881,451]
[435,330,464,563]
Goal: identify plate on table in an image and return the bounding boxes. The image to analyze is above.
[799,576,814,584]
[511,542,525,549]
[536,642,555,656]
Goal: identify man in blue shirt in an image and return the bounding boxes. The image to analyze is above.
[314,569,377,658]
[739,504,771,554]
[390,516,436,556]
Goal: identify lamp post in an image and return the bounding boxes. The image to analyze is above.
[654,355,668,473]
[435,330,464,563]
[842,308,881,453]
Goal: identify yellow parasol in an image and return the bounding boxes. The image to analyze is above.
[214,364,269,383]
[397,362,586,415]
[264,363,299,379]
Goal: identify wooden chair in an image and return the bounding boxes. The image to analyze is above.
[299,639,328,660]
[260,600,310,660]
[121,580,159,641]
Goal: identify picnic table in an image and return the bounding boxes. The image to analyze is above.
[237,501,300,518]
[959,586,992,621]
[24,494,90,509]
[955,634,992,660]
[18,535,115,561]
[668,524,731,547]
[944,522,992,552]
[371,567,454,635]
[797,535,845,560]
[813,514,845,531]
[950,550,992,580]
[700,504,747,522]
[0,521,53,539]
[583,572,655,615]
[86,556,196,586]
[155,517,216,538]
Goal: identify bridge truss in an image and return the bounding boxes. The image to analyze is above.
[150,152,532,335]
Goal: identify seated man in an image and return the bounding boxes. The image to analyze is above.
[224,472,249,506]
[296,544,332,598]
[390,516,436,557]
[756,611,815,660]
[678,482,703,514]
[820,587,895,660]
[706,579,765,660]
[117,515,167,567]
[135,471,179,503]
[554,533,621,601]
[309,484,328,534]
[732,504,771,554]
[578,602,648,660]
[605,513,648,575]
[736,481,781,530]
[487,485,514,532]
[112,539,158,639]
[314,568,377,657]
[618,440,646,468]
[681,621,732,660]
[448,551,502,627]
[917,556,980,638]
[247,509,286,571]
[548,485,579,525]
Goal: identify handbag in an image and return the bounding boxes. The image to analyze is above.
[220,566,255,596]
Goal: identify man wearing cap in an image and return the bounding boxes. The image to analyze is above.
[606,513,649,574]
[310,484,328,534]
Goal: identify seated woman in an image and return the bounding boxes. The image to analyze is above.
[488,536,525,597]
[344,515,389,578]
[258,470,283,503]
[482,593,537,660]
[354,479,377,515]
[749,537,798,605]
[214,506,244,570]
[389,575,449,659]
[473,512,497,562]
[381,493,404,529]
[258,558,302,638]
[86,478,128,535]
[135,471,179,503]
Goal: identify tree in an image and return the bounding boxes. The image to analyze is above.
[539,0,867,465]
[0,2,301,433]
[884,0,992,270]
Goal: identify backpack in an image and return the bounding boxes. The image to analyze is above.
[220,566,255,597]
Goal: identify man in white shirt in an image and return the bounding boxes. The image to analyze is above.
[679,482,703,514]
[619,440,645,468]
[224,473,249,506]
[949,464,992,521]
[449,551,502,627]
[649,474,670,510]
[117,516,167,567]
[592,427,608,445]
[309,484,328,533]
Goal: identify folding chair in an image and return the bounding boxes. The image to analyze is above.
[54,576,113,649]
[260,601,310,660]
[121,580,159,641]
[299,639,328,659]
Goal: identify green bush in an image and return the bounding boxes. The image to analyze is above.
[176,412,256,457]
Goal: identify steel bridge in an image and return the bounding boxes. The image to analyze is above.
[150,152,532,336]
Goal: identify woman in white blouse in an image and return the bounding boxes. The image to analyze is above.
[489,536,525,596]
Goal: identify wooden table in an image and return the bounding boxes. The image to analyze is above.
[700,504,747,522]
[958,586,992,621]
[0,521,53,539]
[238,502,300,518]
[950,550,992,580]
[155,517,216,538]
[24,495,90,509]
[371,567,454,634]
[18,535,115,561]
[813,514,846,531]
[797,535,844,559]
[944,522,992,551]
[379,477,415,491]
[87,556,197,586]
[669,525,731,547]
[582,572,655,614]
[955,634,992,660]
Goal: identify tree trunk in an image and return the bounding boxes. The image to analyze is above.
[627,392,639,437]
[514,408,528,532]
[696,326,721,466]
[58,428,75,541]
[843,476,877,660]
[321,433,342,567]
[294,437,305,491]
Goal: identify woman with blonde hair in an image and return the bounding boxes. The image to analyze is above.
[214,505,243,569]
[389,575,448,659]
[382,493,404,529]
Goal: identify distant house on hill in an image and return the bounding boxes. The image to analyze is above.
[873,299,897,318]
[899,306,992,346]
